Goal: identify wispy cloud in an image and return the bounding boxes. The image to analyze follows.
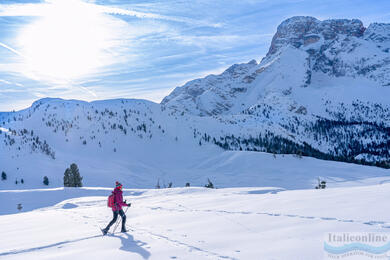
[0,1,220,27]
[0,78,23,87]
[98,5,222,28]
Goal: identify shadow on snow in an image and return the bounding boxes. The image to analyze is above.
[117,233,151,259]
[0,233,151,259]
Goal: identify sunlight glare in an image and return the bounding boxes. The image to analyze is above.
[18,0,116,80]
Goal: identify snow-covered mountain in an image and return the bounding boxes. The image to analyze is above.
[1,16,390,189]
[162,17,390,115]
[162,16,390,165]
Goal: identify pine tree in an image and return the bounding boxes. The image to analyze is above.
[43,176,49,185]
[63,164,83,187]
[1,171,6,181]
[63,168,71,187]
[70,163,83,187]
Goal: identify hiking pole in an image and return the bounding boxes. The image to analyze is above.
[112,217,121,234]
[112,206,130,234]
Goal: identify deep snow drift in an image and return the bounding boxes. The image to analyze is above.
[1,184,390,259]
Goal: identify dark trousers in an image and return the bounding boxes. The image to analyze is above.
[105,209,126,231]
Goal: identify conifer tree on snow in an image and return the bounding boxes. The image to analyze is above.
[43,176,49,185]
[63,168,71,187]
[63,163,83,187]
[70,163,83,187]
[1,171,6,181]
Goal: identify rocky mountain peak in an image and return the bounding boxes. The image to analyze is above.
[364,23,390,43]
[267,16,365,55]
[161,16,390,119]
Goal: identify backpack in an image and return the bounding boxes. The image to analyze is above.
[107,192,115,208]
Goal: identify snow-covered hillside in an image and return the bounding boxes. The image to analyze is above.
[1,184,390,259]
[1,97,390,189]
[1,16,390,190]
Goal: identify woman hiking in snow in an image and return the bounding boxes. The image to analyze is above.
[102,181,131,235]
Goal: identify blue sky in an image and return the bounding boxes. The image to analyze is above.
[0,0,389,111]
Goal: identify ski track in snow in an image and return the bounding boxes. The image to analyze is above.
[0,235,102,257]
[127,226,238,260]
[142,203,390,230]
[85,209,238,260]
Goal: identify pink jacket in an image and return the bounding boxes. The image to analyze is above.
[112,187,127,211]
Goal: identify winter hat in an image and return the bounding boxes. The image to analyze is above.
[116,181,122,188]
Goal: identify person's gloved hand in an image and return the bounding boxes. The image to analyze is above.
[127,203,131,207]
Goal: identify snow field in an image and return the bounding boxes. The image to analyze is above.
[1,184,390,259]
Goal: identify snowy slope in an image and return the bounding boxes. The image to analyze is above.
[0,98,223,189]
[1,96,389,190]
[1,184,390,259]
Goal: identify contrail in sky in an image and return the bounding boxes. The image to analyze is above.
[0,41,25,57]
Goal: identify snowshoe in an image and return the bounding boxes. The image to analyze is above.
[101,228,108,235]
